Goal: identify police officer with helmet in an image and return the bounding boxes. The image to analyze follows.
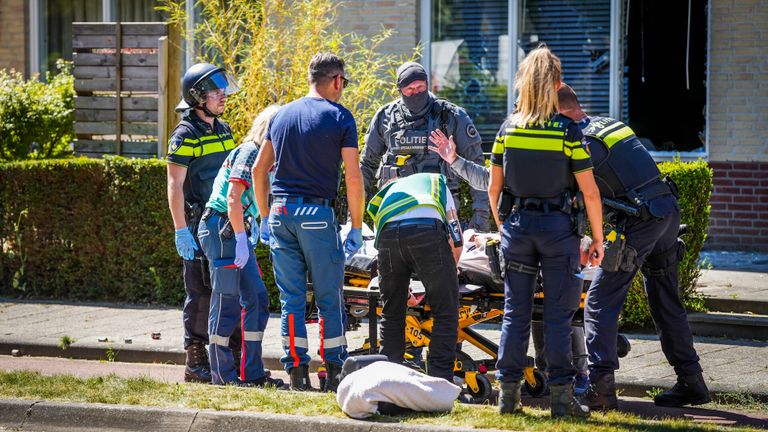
[360,62,491,231]
[488,46,604,418]
[557,84,711,410]
[166,62,243,383]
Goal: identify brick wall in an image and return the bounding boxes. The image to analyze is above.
[0,0,27,76]
[706,1,768,250]
[335,1,419,57]
[708,0,768,161]
[708,162,768,251]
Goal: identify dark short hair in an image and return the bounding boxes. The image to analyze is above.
[557,83,580,111]
[308,52,345,86]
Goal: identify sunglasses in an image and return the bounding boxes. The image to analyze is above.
[332,74,350,88]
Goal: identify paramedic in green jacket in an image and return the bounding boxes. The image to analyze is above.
[367,173,463,382]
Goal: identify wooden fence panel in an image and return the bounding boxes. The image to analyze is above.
[72,22,180,158]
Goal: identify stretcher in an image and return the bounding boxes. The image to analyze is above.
[307,227,631,402]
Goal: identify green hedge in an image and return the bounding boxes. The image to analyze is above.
[0,157,282,309]
[620,159,712,328]
[0,157,711,325]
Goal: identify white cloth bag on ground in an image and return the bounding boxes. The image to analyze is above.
[336,361,461,419]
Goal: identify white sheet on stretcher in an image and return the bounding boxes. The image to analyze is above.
[342,225,596,293]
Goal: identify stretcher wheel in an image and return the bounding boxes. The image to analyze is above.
[524,369,548,398]
[617,334,631,358]
[467,373,492,403]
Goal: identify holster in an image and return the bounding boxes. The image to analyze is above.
[485,239,505,285]
[601,232,626,272]
[572,191,586,237]
[498,189,514,222]
[602,231,639,273]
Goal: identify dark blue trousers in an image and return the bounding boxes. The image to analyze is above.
[585,195,702,378]
[197,214,270,385]
[496,210,582,386]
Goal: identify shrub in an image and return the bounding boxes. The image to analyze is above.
[620,159,712,329]
[0,157,285,310]
[0,60,74,161]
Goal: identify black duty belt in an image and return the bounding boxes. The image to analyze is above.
[272,195,333,207]
[514,197,565,213]
[633,179,672,201]
[201,207,227,221]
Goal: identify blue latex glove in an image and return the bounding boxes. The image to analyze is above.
[174,227,198,260]
[259,216,271,245]
[234,232,249,268]
[343,227,363,259]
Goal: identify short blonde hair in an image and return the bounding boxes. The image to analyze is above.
[509,45,561,127]
[241,104,282,146]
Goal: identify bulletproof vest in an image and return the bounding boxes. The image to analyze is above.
[176,118,233,205]
[583,116,661,199]
[381,100,457,188]
[499,114,577,199]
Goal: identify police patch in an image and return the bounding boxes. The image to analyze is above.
[466,124,478,138]
[168,135,183,154]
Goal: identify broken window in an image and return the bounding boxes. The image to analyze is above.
[623,0,708,153]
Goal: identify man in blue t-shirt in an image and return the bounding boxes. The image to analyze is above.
[253,52,365,392]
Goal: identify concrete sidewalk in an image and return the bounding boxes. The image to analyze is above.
[1,297,766,399]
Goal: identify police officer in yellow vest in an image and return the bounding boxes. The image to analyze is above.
[488,47,604,418]
[557,84,711,410]
[367,173,463,384]
[166,63,242,382]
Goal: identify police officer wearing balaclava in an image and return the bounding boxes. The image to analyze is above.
[360,62,490,231]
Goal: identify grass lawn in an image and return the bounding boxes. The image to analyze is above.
[0,370,763,432]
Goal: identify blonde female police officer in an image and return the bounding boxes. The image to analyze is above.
[487,46,604,418]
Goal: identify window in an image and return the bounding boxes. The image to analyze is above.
[623,0,707,153]
[39,0,102,76]
[430,0,509,152]
[519,0,612,117]
[113,0,165,22]
[425,0,709,158]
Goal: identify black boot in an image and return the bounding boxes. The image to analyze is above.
[289,364,314,391]
[551,383,590,419]
[184,343,212,383]
[238,372,285,389]
[498,381,523,414]
[654,373,711,407]
[322,363,343,393]
[579,373,618,411]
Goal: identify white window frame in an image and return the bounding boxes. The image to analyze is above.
[419,0,710,161]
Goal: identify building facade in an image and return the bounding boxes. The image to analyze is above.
[1,0,766,250]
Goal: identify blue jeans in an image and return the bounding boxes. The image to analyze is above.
[198,213,270,384]
[496,210,582,386]
[268,196,347,369]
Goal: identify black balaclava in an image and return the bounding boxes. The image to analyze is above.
[396,62,431,116]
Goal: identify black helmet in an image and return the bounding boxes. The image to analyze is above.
[175,63,240,113]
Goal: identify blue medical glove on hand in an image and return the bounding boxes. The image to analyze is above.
[259,216,271,245]
[174,227,198,260]
[234,232,250,268]
[344,227,363,259]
